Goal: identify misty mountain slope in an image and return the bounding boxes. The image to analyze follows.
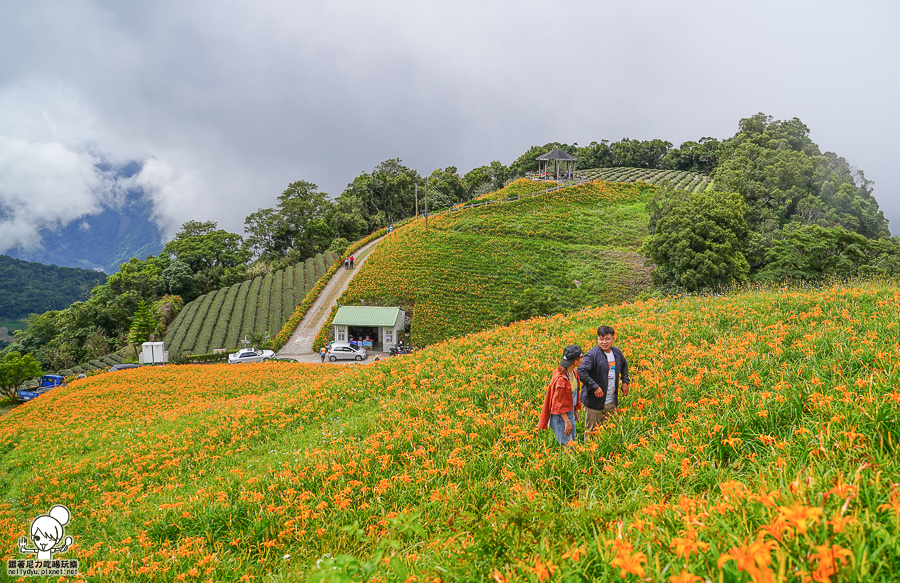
[4,182,164,274]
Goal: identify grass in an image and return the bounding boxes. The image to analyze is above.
[0,319,26,332]
[319,180,655,347]
[1,282,899,581]
[0,319,25,347]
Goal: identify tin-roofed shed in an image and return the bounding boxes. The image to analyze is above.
[332,306,405,352]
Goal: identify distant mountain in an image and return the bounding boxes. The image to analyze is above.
[5,162,164,274]
[0,254,107,319]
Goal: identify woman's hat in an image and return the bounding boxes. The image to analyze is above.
[560,344,583,367]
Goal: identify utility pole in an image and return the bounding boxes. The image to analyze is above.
[425,177,429,231]
[415,184,418,218]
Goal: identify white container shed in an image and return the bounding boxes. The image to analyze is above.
[139,341,169,364]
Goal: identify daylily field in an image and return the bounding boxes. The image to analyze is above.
[319,180,654,348]
[2,282,900,581]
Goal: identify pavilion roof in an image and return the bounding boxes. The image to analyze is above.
[535,148,578,161]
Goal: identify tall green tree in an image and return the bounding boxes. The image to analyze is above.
[609,138,673,168]
[643,190,751,291]
[164,221,250,295]
[333,159,421,234]
[244,181,334,263]
[661,138,720,173]
[127,300,159,354]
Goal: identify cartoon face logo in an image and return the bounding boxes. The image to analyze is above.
[19,505,74,561]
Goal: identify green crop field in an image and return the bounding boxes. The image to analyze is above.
[0,320,24,346]
[165,251,337,355]
[473,171,710,205]
[580,167,713,191]
[316,180,655,348]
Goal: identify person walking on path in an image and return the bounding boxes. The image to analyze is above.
[578,326,630,437]
[320,346,327,362]
[344,258,349,270]
[349,256,354,268]
[538,345,583,447]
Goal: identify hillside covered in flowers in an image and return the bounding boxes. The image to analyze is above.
[1,282,899,581]
[323,179,655,347]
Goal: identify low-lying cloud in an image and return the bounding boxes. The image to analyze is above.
[1,0,898,253]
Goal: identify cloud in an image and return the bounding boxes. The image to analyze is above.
[0,79,112,251]
[1,0,898,246]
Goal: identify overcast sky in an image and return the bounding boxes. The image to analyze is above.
[1,0,898,251]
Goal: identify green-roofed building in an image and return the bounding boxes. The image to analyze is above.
[332,306,406,352]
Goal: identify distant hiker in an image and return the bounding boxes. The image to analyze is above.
[538,345,583,447]
[344,258,349,270]
[320,346,327,362]
[578,326,630,436]
[349,256,354,268]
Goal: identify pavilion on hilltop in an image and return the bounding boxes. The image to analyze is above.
[535,148,578,180]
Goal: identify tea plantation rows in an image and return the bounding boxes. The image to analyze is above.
[579,166,712,191]
[166,251,337,355]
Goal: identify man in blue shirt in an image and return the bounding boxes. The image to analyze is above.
[578,326,630,436]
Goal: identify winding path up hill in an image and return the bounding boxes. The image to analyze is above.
[276,237,383,357]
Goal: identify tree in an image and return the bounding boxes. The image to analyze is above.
[127,300,159,354]
[335,160,421,234]
[462,165,492,197]
[328,194,369,242]
[0,351,43,399]
[426,167,468,210]
[755,226,900,282]
[662,138,720,173]
[328,238,350,255]
[610,138,673,168]
[165,221,250,294]
[463,161,511,196]
[162,260,197,300]
[245,181,334,262]
[643,190,750,291]
[575,141,613,170]
[713,113,890,239]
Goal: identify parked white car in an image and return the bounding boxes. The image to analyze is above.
[228,348,275,363]
[326,342,368,362]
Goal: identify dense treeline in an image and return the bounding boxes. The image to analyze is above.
[643,113,897,290]
[2,221,259,370]
[2,112,895,374]
[0,255,106,319]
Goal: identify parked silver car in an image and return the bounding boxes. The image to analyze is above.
[228,347,275,363]
[326,342,367,362]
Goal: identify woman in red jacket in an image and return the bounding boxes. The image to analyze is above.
[538,345,583,447]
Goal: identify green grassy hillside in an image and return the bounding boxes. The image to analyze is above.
[317,180,654,348]
[165,251,337,355]
[1,283,898,581]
